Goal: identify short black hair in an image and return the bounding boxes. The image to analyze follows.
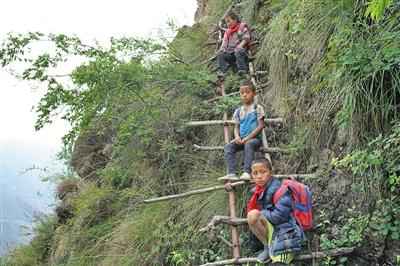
[251,158,272,171]
[225,11,240,22]
[240,80,256,92]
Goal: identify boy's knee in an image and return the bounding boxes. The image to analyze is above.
[245,139,260,149]
[247,210,261,225]
[234,48,246,56]
[224,143,234,154]
[218,50,229,58]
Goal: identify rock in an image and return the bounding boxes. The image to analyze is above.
[55,204,74,224]
[327,170,351,194]
[336,126,348,148]
[70,122,114,181]
[384,240,400,265]
[195,0,209,23]
[56,179,79,200]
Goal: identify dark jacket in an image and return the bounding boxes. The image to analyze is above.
[256,177,305,256]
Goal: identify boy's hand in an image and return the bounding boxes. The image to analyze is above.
[224,182,234,192]
[234,46,245,53]
[242,137,250,144]
[234,137,243,145]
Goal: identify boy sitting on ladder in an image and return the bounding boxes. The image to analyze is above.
[221,80,265,180]
[216,10,251,81]
[246,158,305,264]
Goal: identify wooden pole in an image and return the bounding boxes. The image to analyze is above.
[218,173,317,182]
[143,173,317,204]
[193,144,294,154]
[214,4,242,258]
[206,89,262,103]
[143,181,246,203]
[248,58,258,90]
[198,247,355,266]
[274,173,317,179]
[186,118,283,127]
[199,216,247,233]
[261,129,272,163]
[248,49,273,165]
[220,81,241,260]
[217,235,234,248]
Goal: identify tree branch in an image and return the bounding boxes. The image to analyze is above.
[199,247,355,265]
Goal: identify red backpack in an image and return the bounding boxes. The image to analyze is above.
[272,178,313,231]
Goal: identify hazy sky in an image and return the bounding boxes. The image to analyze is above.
[0,1,197,36]
[0,0,197,165]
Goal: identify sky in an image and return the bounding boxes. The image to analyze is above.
[0,0,198,168]
[0,0,197,139]
[0,0,197,254]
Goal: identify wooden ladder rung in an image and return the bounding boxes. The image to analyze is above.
[143,181,247,204]
[143,173,317,204]
[200,215,247,233]
[186,118,283,127]
[256,70,268,75]
[217,235,234,248]
[274,173,317,179]
[198,247,355,266]
[218,173,317,182]
[250,70,268,78]
[187,120,236,126]
[193,144,293,154]
[206,89,263,103]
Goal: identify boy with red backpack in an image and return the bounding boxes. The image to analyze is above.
[246,158,311,264]
[216,11,251,80]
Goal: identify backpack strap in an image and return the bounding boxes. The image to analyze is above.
[234,107,241,123]
[236,104,264,130]
[272,181,289,205]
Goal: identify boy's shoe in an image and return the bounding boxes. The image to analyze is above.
[218,173,238,181]
[217,70,225,78]
[216,71,225,81]
[215,74,224,95]
[239,172,251,180]
[256,245,270,262]
[237,70,248,76]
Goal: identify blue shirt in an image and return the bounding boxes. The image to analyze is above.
[233,103,265,138]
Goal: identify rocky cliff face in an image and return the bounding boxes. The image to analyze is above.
[70,123,113,181]
[194,0,209,23]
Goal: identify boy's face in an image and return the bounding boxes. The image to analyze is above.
[225,16,237,28]
[251,163,272,187]
[240,85,256,105]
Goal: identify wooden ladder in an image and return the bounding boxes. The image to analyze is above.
[144,1,355,265]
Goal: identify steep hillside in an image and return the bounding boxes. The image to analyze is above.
[1,0,400,265]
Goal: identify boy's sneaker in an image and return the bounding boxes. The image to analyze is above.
[237,70,248,76]
[256,245,270,262]
[216,70,225,81]
[239,172,251,180]
[218,173,238,181]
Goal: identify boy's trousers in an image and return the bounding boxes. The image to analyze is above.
[217,48,249,74]
[224,138,261,174]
